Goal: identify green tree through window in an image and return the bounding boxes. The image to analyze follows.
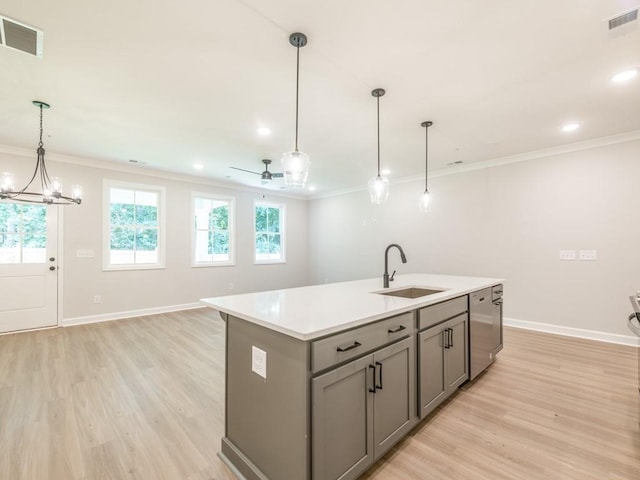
[254,203,284,262]
[109,187,160,265]
[193,195,233,265]
[0,203,47,263]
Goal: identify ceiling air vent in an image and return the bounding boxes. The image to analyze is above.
[0,15,43,57]
[603,7,639,39]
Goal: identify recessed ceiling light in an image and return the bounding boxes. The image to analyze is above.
[562,123,580,133]
[611,68,638,83]
[193,163,204,170]
[381,169,391,175]
[257,127,271,136]
[308,186,317,191]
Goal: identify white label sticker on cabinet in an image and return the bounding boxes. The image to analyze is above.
[252,346,267,379]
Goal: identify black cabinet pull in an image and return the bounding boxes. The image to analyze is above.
[337,341,361,352]
[442,330,449,349]
[387,325,406,334]
[369,364,377,393]
[375,361,383,390]
[448,328,453,347]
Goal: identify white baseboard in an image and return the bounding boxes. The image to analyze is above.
[63,302,203,327]
[505,317,638,347]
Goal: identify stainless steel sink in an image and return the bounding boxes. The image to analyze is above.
[376,287,445,299]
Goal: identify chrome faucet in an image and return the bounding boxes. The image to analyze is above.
[383,244,407,288]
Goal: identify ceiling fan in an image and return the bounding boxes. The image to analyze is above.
[230,159,284,182]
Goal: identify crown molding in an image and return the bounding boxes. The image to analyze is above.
[310,129,640,200]
[0,144,309,201]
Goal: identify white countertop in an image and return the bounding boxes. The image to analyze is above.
[201,273,503,341]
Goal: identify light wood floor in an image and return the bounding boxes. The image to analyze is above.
[0,309,638,480]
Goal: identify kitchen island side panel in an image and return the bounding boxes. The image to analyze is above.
[224,315,311,480]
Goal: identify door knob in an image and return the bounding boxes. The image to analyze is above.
[49,257,55,262]
[49,266,56,271]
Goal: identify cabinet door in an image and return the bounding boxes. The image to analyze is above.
[312,354,374,480]
[372,337,415,458]
[444,314,469,391]
[418,325,447,419]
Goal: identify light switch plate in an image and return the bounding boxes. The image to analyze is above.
[559,250,576,260]
[579,250,597,261]
[251,346,267,379]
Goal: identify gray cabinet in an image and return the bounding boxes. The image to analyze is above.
[418,313,468,418]
[312,336,415,480]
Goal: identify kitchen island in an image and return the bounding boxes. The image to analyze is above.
[202,273,504,480]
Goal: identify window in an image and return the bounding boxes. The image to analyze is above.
[0,203,47,264]
[192,193,235,266]
[103,181,165,270]
[254,202,285,263]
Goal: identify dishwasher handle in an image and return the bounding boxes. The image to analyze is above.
[628,313,640,337]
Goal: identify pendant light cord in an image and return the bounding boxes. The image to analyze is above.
[424,124,428,190]
[294,44,300,152]
[421,121,432,192]
[376,95,381,177]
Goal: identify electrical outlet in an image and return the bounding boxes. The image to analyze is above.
[251,346,267,379]
[93,295,101,304]
[559,250,576,260]
[579,250,597,261]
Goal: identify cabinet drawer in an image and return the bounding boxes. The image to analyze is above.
[418,296,467,331]
[312,312,413,373]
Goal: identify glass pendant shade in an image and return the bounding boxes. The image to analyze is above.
[419,189,431,212]
[281,150,310,188]
[368,175,389,204]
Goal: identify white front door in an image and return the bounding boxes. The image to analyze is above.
[0,202,58,333]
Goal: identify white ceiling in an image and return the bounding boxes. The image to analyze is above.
[1,0,639,196]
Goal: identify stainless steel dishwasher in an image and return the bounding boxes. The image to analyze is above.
[469,285,503,380]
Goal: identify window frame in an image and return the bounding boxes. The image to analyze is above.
[191,192,236,267]
[253,200,286,265]
[103,180,166,271]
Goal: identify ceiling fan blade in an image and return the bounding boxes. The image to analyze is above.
[230,166,261,175]
[271,173,284,178]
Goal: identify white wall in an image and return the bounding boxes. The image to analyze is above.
[1,150,309,322]
[309,139,640,339]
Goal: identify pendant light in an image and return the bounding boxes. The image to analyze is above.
[419,121,433,212]
[0,101,82,205]
[281,32,310,189]
[368,88,389,204]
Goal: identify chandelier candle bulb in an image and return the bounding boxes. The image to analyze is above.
[71,185,83,201]
[50,177,63,196]
[1,173,14,193]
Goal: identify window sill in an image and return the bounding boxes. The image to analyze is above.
[254,260,287,265]
[192,262,236,268]
[103,264,166,272]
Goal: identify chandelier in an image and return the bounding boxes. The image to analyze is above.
[0,100,82,205]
